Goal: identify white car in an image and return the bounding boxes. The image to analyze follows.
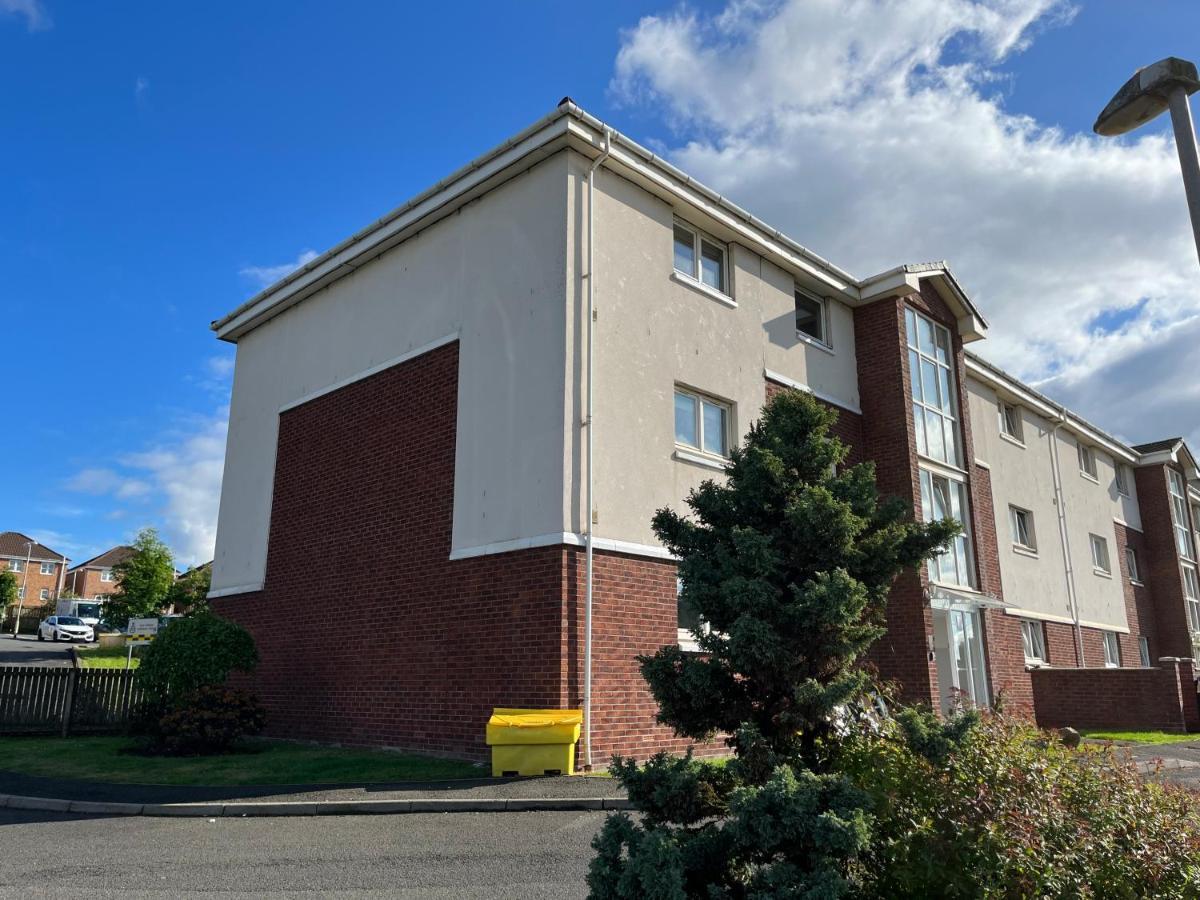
[38,616,95,643]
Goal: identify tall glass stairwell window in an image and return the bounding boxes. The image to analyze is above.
[905,307,960,467]
[920,468,975,587]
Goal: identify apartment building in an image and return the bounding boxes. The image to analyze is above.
[63,546,134,600]
[209,101,1200,763]
[0,531,68,611]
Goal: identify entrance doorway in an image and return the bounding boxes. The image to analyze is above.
[932,607,989,714]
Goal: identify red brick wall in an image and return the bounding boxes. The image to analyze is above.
[1030,660,1200,732]
[1114,522,1157,664]
[764,379,864,466]
[1134,464,1194,659]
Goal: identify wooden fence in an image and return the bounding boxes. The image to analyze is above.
[0,665,146,736]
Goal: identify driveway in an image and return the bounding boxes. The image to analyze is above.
[0,808,605,898]
[0,634,80,668]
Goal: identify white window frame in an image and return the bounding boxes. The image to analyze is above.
[1168,470,1195,561]
[905,308,961,467]
[672,219,730,299]
[919,465,975,589]
[793,287,830,349]
[1184,564,1200,633]
[9,559,22,573]
[1139,636,1151,667]
[16,587,24,599]
[39,561,53,575]
[1009,505,1036,552]
[1089,533,1111,576]
[1078,443,1098,481]
[673,387,732,461]
[1115,463,1130,497]
[1125,546,1142,585]
[100,569,114,583]
[998,400,1023,444]
[676,576,710,651]
[1020,619,1047,665]
[1102,631,1120,668]
[38,588,49,601]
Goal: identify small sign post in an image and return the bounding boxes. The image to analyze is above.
[126,618,159,670]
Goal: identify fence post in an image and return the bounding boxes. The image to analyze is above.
[61,667,79,738]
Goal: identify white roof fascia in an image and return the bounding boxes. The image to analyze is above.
[963,355,1139,464]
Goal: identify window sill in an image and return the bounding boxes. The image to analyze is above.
[1131,579,1145,588]
[1012,544,1039,559]
[673,447,728,471]
[998,431,1026,450]
[670,270,736,308]
[917,456,970,480]
[1093,567,1113,579]
[1024,659,1048,669]
[794,330,835,356]
[1080,471,1100,485]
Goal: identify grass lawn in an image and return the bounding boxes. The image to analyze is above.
[74,646,143,669]
[0,736,484,786]
[1081,730,1196,745]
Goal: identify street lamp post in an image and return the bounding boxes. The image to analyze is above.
[1094,57,1200,266]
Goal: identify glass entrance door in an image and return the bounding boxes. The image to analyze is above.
[933,607,989,713]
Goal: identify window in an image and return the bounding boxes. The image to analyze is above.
[16,587,24,600]
[39,588,48,601]
[1139,636,1151,668]
[100,569,114,583]
[1102,631,1120,668]
[1020,620,1047,664]
[677,576,708,649]
[1125,546,1142,584]
[919,468,974,587]
[1089,533,1111,575]
[794,288,827,345]
[1184,565,1200,633]
[905,308,960,467]
[998,401,1023,443]
[674,388,730,458]
[1168,470,1195,561]
[1009,506,1035,551]
[1115,463,1130,497]
[1077,443,1098,480]
[9,558,22,573]
[672,220,727,295]
[39,561,53,575]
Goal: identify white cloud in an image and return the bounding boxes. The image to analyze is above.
[240,249,319,289]
[612,0,1200,448]
[205,355,235,379]
[0,0,50,31]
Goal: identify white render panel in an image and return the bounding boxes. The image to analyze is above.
[968,376,1133,632]
[565,152,860,548]
[210,157,569,593]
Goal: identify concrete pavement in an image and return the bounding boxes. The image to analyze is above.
[0,634,79,667]
[0,807,604,898]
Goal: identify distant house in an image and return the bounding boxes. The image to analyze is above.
[0,531,68,610]
[64,546,135,600]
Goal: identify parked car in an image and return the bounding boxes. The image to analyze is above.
[38,616,94,643]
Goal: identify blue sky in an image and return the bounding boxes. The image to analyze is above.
[3,0,1199,566]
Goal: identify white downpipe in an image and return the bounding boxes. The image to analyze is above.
[1049,412,1085,666]
[583,129,612,770]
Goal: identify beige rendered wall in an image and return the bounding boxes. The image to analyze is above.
[211,155,571,594]
[565,150,861,549]
[968,376,1137,631]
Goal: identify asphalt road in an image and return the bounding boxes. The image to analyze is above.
[0,809,606,898]
[0,633,81,667]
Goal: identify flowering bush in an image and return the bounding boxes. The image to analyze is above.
[153,685,266,755]
[840,709,1200,898]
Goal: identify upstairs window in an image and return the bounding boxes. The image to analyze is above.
[1078,443,1098,481]
[1184,565,1200,633]
[905,308,959,467]
[674,388,730,459]
[1139,636,1151,667]
[9,559,22,573]
[919,468,974,588]
[1102,631,1120,668]
[1115,463,1130,497]
[1089,533,1111,575]
[1020,620,1046,664]
[794,289,827,346]
[1009,506,1036,551]
[673,220,727,295]
[1125,546,1141,584]
[998,401,1023,443]
[1168,470,1195,561]
[39,561,54,575]
[100,569,114,583]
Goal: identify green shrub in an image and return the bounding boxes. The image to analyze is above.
[840,710,1200,898]
[154,686,266,755]
[137,611,258,708]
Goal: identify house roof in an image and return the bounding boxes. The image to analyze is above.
[67,545,135,573]
[1132,438,1184,454]
[0,532,65,563]
[211,100,988,344]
